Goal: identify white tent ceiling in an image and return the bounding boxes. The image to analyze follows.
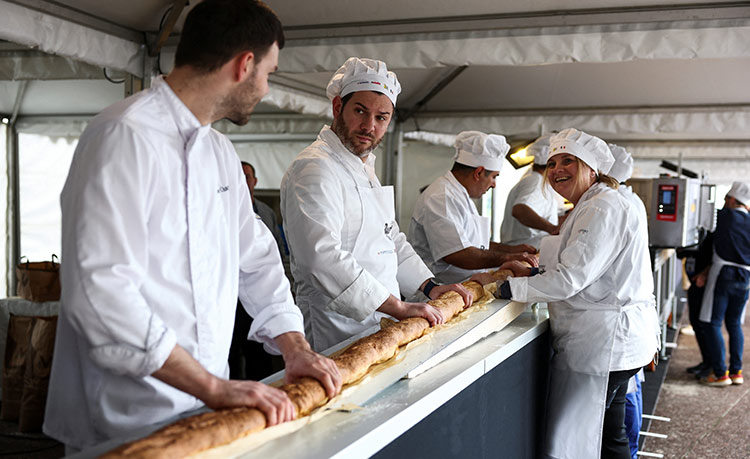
[0,0,749,169]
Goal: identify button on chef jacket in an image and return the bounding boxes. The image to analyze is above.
[500,168,559,249]
[408,171,488,284]
[43,76,303,449]
[281,126,433,352]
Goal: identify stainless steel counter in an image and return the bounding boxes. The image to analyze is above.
[75,304,549,458]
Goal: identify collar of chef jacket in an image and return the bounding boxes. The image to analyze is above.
[151,76,205,147]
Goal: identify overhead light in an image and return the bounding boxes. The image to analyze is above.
[1,117,8,125]
[506,143,535,169]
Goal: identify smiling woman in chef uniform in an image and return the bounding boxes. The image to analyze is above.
[472,128,660,459]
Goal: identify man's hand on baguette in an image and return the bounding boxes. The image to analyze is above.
[275,332,342,400]
[378,294,445,326]
[152,344,296,426]
[499,260,534,277]
[427,282,474,307]
[204,379,296,426]
[469,271,497,286]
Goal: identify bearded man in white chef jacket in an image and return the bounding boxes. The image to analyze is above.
[500,134,563,250]
[281,58,473,352]
[43,0,341,453]
[408,131,538,285]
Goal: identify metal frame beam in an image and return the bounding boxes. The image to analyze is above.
[283,3,750,40]
[4,0,143,43]
[148,0,189,57]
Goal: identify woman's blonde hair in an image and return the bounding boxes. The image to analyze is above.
[543,156,619,198]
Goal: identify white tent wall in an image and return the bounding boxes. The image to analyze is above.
[280,19,750,73]
[17,133,75,262]
[0,0,144,77]
[401,108,750,142]
[398,140,529,241]
[232,141,315,190]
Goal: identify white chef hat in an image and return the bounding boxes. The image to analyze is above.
[607,144,634,183]
[326,57,401,107]
[453,131,508,172]
[528,134,552,165]
[728,181,750,206]
[548,128,614,174]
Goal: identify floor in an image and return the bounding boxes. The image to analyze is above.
[640,299,750,459]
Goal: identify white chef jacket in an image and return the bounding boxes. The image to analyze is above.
[408,171,488,284]
[43,76,304,449]
[509,182,659,459]
[281,126,432,351]
[500,168,559,249]
[509,182,658,371]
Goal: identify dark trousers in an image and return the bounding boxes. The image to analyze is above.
[228,300,282,381]
[602,368,642,459]
[687,284,711,366]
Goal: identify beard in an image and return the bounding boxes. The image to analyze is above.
[332,116,383,157]
[221,72,263,126]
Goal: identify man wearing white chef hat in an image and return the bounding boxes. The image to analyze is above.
[408,131,538,285]
[281,57,473,352]
[500,134,563,250]
[694,181,750,387]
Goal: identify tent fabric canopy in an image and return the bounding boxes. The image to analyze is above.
[1,0,750,186]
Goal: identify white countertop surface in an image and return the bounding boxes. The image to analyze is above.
[75,304,549,459]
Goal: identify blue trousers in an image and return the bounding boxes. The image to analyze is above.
[624,378,643,459]
[704,279,748,376]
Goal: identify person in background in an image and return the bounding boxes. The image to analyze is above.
[44,1,341,452]
[281,57,473,352]
[694,181,750,387]
[608,143,649,459]
[500,134,562,250]
[472,128,660,459]
[679,235,714,380]
[228,162,289,381]
[241,161,287,259]
[408,131,538,285]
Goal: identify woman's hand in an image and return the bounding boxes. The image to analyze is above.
[469,271,497,286]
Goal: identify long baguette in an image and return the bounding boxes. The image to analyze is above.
[101,270,512,458]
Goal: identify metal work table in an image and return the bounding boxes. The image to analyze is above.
[77,304,550,459]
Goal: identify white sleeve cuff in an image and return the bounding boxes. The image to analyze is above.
[327,270,391,322]
[508,277,529,302]
[397,255,434,297]
[88,326,177,378]
[248,303,305,355]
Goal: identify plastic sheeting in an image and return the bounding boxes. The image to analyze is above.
[0,54,104,80]
[261,84,332,119]
[401,107,750,141]
[280,20,750,73]
[0,0,143,77]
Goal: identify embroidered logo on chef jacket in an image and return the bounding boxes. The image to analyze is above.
[217,185,229,193]
[384,222,394,239]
